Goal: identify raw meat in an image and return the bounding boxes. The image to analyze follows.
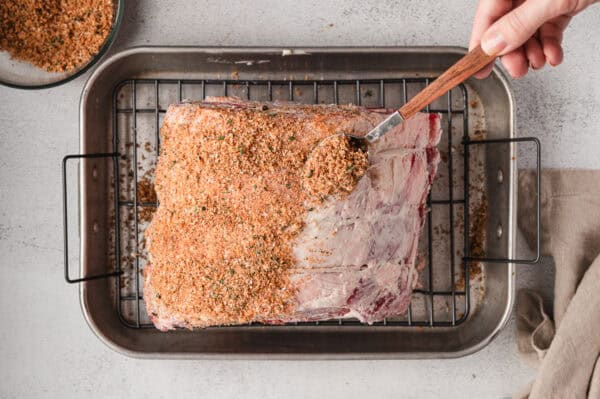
[144,98,441,330]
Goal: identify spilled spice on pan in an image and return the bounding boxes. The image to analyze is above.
[468,196,487,277]
[455,198,487,291]
[137,176,157,223]
[137,176,157,204]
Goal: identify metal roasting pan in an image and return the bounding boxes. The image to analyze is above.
[66,46,537,359]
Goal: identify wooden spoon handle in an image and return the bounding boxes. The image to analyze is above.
[399,46,496,119]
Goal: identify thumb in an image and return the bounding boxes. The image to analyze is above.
[481,0,561,56]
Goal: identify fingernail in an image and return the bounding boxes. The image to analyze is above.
[530,62,544,71]
[481,29,507,55]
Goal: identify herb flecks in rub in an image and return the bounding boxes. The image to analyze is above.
[146,101,372,326]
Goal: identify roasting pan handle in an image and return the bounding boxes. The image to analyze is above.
[463,136,541,264]
[63,153,122,283]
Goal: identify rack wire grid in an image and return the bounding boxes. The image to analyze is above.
[112,77,477,329]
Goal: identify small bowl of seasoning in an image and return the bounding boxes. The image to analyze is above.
[0,0,123,89]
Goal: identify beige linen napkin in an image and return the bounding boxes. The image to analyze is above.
[516,170,600,399]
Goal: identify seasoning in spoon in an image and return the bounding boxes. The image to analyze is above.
[303,134,369,201]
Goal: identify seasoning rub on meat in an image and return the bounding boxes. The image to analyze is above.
[144,97,441,330]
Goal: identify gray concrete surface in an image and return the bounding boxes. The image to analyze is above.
[1,1,598,398]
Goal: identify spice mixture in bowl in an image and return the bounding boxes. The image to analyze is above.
[0,0,123,89]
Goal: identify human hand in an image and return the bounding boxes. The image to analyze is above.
[469,0,599,78]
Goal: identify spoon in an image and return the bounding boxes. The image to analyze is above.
[317,45,497,152]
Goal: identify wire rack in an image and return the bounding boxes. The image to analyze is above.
[106,77,481,329]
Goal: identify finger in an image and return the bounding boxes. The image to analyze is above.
[524,36,546,70]
[539,14,570,42]
[469,0,513,50]
[566,0,600,16]
[541,36,564,66]
[474,62,495,79]
[475,0,525,79]
[539,15,570,66]
[480,0,565,56]
[501,48,529,78]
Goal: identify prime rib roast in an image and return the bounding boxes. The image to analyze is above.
[144,97,441,330]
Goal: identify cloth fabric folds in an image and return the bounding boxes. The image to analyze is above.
[516,170,600,399]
